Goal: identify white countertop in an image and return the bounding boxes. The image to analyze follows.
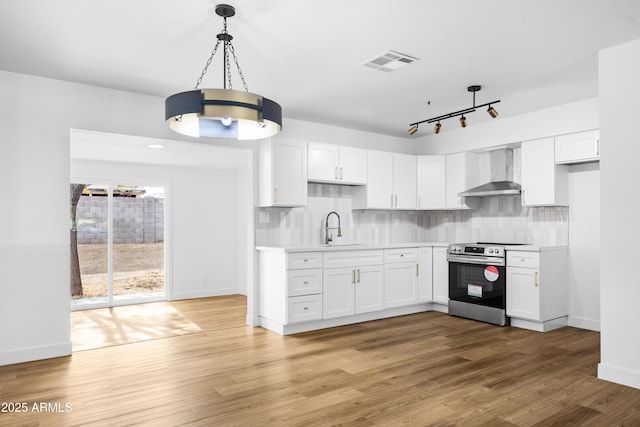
[256,242,450,253]
[256,242,567,253]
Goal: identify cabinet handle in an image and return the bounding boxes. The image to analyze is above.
[357,269,361,283]
[460,196,465,207]
[521,189,525,206]
[418,196,421,208]
[340,167,343,180]
[273,188,278,203]
[416,263,419,276]
[596,138,600,156]
[352,269,356,284]
[303,259,309,262]
[303,281,309,284]
[335,166,339,180]
[395,195,398,207]
[390,195,394,207]
[303,306,309,311]
[534,271,538,287]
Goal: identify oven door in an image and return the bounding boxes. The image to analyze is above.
[448,261,506,309]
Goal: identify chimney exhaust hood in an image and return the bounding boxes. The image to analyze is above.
[458,148,521,197]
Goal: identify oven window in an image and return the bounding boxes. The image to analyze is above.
[449,262,506,309]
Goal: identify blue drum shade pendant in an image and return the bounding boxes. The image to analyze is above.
[165,4,282,140]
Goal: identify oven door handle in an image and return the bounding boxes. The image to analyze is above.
[447,255,505,266]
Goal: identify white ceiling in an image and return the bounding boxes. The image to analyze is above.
[3,0,640,139]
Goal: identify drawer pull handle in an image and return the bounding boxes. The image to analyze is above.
[303,307,308,310]
[534,271,538,287]
[303,281,309,284]
[303,259,308,262]
[400,254,404,257]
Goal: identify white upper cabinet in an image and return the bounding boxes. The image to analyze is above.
[307,143,367,185]
[554,130,600,164]
[259,138,308,207]
[445,152,479,210]
[521,138,568,206]
[417,155,446,210]
[393,154,417,209]
[353,151,416,209]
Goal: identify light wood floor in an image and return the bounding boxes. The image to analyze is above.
[2,296,640,426]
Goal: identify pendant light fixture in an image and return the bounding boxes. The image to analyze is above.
[165,4,282,140]
[408,85,500,135]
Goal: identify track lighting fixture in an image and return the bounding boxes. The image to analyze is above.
[408,85,500,135]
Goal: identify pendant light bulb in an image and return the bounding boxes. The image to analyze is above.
[434,122,442,134]
[408,125,418,135]
[487,105,499,118]
[460,115,467,128]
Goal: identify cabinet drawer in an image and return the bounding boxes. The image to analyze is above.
[287,252,322,269]
[384,247,418,263]
[287,294,322,323]
[507,251,540,268]
[323,250,384,269]
[287,269,323,297]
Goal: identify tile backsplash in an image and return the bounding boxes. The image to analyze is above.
[255,183,568,247]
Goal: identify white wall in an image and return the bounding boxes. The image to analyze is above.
[280,118,414,154]
[0,69,255,366]
[567,163,600,331]
[598,38,640,389]
[71,160,242,300]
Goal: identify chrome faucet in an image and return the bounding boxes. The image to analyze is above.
[325,211,342,244]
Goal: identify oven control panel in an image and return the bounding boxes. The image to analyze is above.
[448,244,505,257]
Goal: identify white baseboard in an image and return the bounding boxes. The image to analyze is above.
[568,316,600,331]
[169,288,239,301]
[598,363,640,390]
[0,342,72,366]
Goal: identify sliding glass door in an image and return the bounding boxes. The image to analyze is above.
[70,183,166,310]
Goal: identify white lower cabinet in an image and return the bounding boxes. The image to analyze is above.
[432,246,449,305]
[383,248,418,308]
[417,247,433,302]
[506,248,568,332]
[323,250,384,319]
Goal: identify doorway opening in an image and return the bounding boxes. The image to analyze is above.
[70,182,166,310]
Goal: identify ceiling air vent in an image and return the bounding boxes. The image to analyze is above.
[361,50,419,72]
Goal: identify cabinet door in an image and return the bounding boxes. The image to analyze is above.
[392,154,417,209]
[308,143,339,182]
[445,152,478,209]
[506,267,540,321]
[354,265,384,314]
[417,156,446,209]
[384,262,418,308]
[521,138,568,206]
[339,147,367,184]
[366,151,394,208]
[417,247,433,302]
[432,247,449,304]
[272,139,308,206]
[555,130,599,164]
[323,267,355,319]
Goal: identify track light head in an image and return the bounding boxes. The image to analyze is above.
[434,122,442,134]
[460,115,467,128]
[408,125,418,135]
[487,105,499,118]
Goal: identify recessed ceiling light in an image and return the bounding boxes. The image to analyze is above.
[147,144,164,149]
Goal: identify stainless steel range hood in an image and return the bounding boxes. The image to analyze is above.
[458,148,521,197]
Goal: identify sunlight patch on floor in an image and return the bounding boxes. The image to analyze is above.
[71,302,202,351]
